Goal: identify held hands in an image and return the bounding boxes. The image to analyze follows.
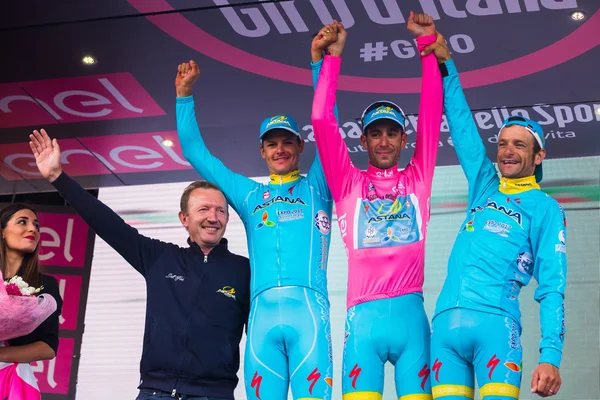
[531,363,562,397]
[311,20,347,62]
[421,32,452,64]
[175,60,200,98]
[406,11,436,38]
[29,129,62,183]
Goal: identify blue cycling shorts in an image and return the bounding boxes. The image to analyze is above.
[342,293,432,400]
[244,286,333,400]
[431,308,522,399]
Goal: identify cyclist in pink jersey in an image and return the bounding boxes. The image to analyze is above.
[311,13,442,400]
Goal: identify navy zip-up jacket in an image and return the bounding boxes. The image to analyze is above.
[52,172,250,399]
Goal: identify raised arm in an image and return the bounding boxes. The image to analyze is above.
[530,200,567,397]
[311,22,360,202]
[29,130,164,276]
[306,23,343,197]
[404,12,443,184]
[176,61,258,215]
[424,35,498,207]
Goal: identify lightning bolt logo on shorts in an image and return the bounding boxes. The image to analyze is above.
[418,364,431,391]
[432,358,442,382]
[307,367,321,395]
[250,371,262,399]
[487,354,500,379]
[349,363,362,389]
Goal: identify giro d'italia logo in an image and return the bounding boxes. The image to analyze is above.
[127,1,599,93]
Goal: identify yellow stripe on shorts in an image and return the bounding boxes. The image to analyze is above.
[342,392,383,400]
[400,394,433,400]
[480,383,520,399]
[432,385,475,399]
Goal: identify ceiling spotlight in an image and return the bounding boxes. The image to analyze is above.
[162,139,174,147]
[570,11,585,21]
[596,107,600,115]
[82,55,96,65]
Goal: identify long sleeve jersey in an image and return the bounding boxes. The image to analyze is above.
[434,59,567,368]
[311,35,443,308]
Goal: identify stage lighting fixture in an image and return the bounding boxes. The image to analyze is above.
[82,56,96,65]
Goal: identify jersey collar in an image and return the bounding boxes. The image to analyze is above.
[499,175,540,194]
[367,163,399,180]
[269,169,301,185]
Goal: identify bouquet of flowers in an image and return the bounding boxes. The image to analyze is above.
[0,270,57,342]
[4,275,44,297]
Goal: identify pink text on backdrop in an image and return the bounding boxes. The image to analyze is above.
[48,274,83,331]
[0,131,189,180]
[38,212,89,267]
[0,73,165,129]
[32,337,74,395]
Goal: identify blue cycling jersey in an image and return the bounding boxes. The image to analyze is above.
[176,96,333,301]
[434,59,567,368]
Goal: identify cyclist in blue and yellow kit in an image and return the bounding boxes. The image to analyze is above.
[422,34,567,399]
[175,55,337,400]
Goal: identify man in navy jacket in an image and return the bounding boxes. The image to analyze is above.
[29,129,250,400]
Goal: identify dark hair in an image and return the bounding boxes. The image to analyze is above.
[0,203,43,287]
[533,139,541,156]
[180,181,228,214]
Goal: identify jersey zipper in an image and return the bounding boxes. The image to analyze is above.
[276,180,282,286]
[204,254,208,263]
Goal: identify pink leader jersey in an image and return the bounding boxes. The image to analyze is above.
[312,35,443,309]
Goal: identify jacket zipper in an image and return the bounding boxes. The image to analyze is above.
[172,255,205,397]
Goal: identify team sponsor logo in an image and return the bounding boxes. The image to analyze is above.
[418,364,431,391]
[462,218,475,232]
[555,229,566,253]
[349,364,361,389]
[504,361,522,373]
[250,372,262,399]
[252,195,307,214]
[432,358,442,382]
[318,236,329,270]
[307,367,321,395]
[487,354,500,379]
[314,210,331,235]
[485,201,523,225]
[266,115,290,129]
[365,226,377,238]
[508,320,520,350]
[255,211,276,229]
[483,219,512,237]
[559,302,566,342]
[367,213,411,223]
[263,190,270,200]
[516,252,534,275]
[277,208,304,222]
[559,205,567,227]
[216,286,236,300]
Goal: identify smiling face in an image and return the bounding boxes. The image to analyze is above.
[2,208,40,255]
[497,125,545,179]
[260,129,304,175]
[360,120,407,170]
[179,188,228,253]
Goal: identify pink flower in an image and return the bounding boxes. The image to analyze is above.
[5,283,23,296]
